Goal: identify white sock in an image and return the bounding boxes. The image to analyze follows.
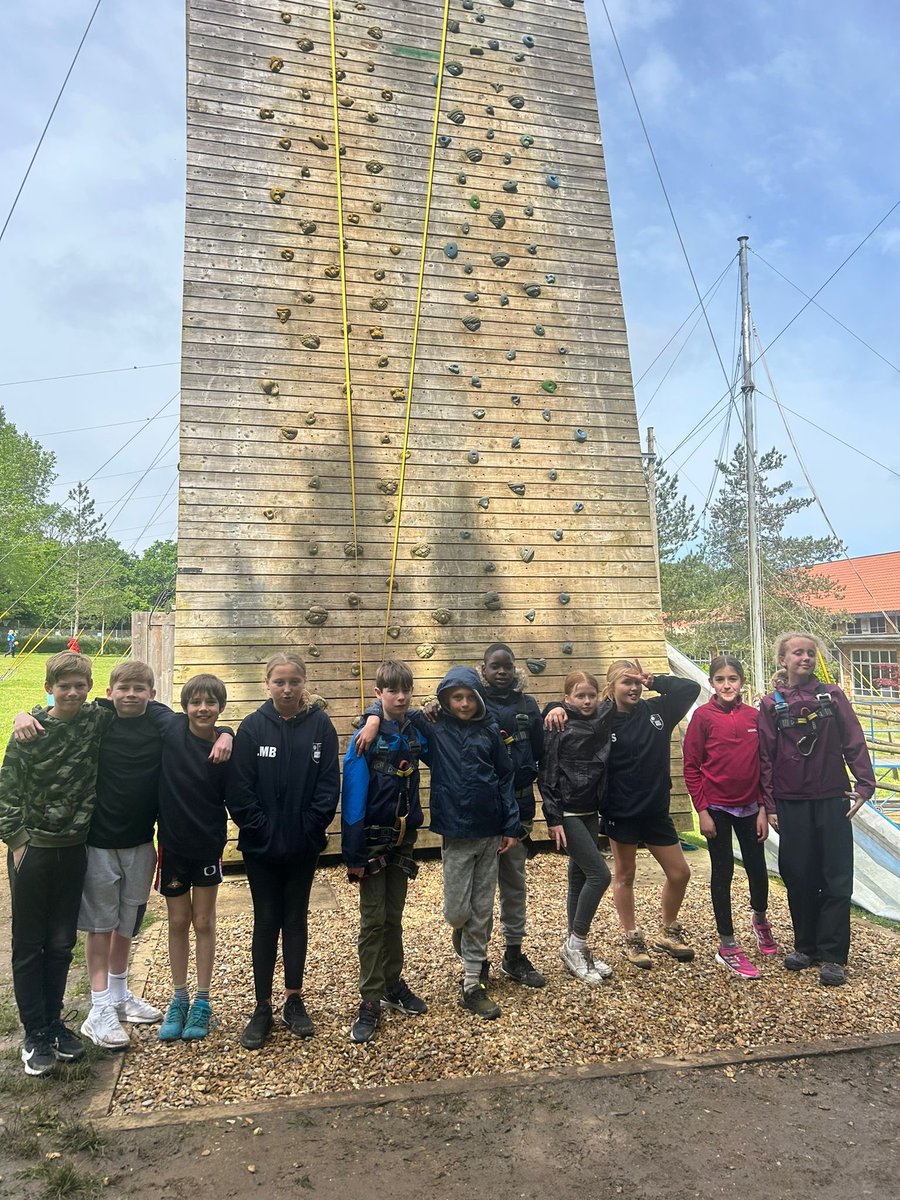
[91,988,111,1009]
[568,933,587,952]
[463,969,481,990]
[108,971,128,1003]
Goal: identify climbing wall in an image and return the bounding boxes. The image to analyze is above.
[177,0,687,828]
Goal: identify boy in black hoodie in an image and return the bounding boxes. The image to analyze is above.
[227,653,339,1051]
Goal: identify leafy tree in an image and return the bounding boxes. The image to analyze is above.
[130,539,177,611]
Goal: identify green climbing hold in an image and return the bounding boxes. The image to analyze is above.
[541,380,557,393]
[469,195,481,209]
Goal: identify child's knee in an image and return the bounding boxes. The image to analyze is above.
[670,861,691,889]
[615,865,636,888]
[192,911,216,936]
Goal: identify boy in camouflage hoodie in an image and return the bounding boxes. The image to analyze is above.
[0,652,114,1075]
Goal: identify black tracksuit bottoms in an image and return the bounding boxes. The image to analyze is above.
[244,852,320,1002]
[775,795,853,965]
[705,808,769,939]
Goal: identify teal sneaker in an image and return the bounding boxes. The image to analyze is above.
[182,998,213,1040]
[158,997,189,1041]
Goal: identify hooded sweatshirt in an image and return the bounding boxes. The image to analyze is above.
[682,696,762,813]
[757,679,874,808]
[538,699,613,826]
[226,699,339,858]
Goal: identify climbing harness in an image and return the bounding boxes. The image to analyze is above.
[772,687,836,757]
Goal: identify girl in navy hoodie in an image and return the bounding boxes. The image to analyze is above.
[227,653,339,1050]
[683,655,778,979]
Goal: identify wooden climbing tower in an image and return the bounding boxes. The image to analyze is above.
[177,0,687,825]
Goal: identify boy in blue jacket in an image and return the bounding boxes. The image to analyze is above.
[357,666,519,1020]
[341,660,429,1044]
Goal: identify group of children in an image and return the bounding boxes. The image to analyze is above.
[0,630,875,1073]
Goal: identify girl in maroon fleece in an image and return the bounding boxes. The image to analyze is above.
[683,656,778,980]
[758,632,874,987]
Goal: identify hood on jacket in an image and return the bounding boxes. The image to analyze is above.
[436,666,487,720]
[257,697,314,726]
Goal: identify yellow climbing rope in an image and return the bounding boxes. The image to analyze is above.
[817,650,833,684]
[382,0,452,655]
[328,0,366,710]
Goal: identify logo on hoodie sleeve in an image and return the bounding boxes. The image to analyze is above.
[312,742,322,763]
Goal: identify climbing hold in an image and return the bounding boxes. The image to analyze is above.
[475,11,486,20]
[520,134,534,148]
[502,153,512,165]
[541,380,557,393]
[381,436,392,447]
[366,161,384,174]
[548,468,558,481]
[485,128,494,139]
[438,135,453,148]
[524,204,534,217]
[432,609,452,625]
[444,242,459,259]
[489,209,505,228]
[338,95,354,107]
[487,37,499,49]
[509,95,525,109]
[546,174,560,189]
[522,35,535,48]
[520,547,535,563]
[280,249,294,260]
[259,107,275,120]
[270,187,286,203]
[463,264,474,274]
[562,643,573,655]
[381,89,393,100]
[347,213,360,224]
[377,356,389,367]
[308,644,321,659]
[553,529,564,541]
[477,497,490,510]
[300,167,311,178]
[473,408,486,419]
[301,335,321,349]
[370,297,388,311]
[508,482,526,497]
[304,412,317,426]
[545,273,556,283]
[526,659,546,675]
[448,109,465,125]
[466,148,483,164]
[523,283,541,298]
[542,409,551,421]
[468,451,480,464]
[524,609,535,623]
[387,626,401,640]
[307,542,318,556]
[447,62,463,76]
[457,173,468,185]
[297,37,314,51]
[448,363,461,374]
[278,137,292,150]
[491,252,510,267]
[574,428,587,442]
[301,89,312,100]
[469,195,481,209]
[373,269,386,281]
[499,0,514,7]
[309,134,329,150]
[527,245,538,256]
[506,349,516,361]
[559,592,571,605]
[502,180,518,192]
[464,291,479,303]
[347,593,361,608]
[369,327,384,339]
[344,541,363,559]
[483,592,502,611]
[534,325,545,336]
[511,394,521,405]
[469,46,484,56]
[511,435,521,449]
[390,388,406,402]
[280,426,298,441]
[379,479,398,495]
[300,220,317,234]
[305,605,328,626]
[558,346,569,356]
[459,530,471,540]
[410,543,431,559]
[389,245,401,254]
[336,70,346,82]
[281,12,291,21]
[449,19,460,32]
[486,104,495,115]
[366,112,379,123]
[269,55,284,72]
[350,665,360,678]
[275,307,291,323]
[514,53,525,62]
[462,316,481,331]
[573,502,585,513]
[471,376,481,388]
[368,26,383,38]
[372,202,383,213]
[499,292,509,306]
[483,561,497,573]
[462,0,474,8]
[260,378,279,395]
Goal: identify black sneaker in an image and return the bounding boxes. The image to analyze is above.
[501,947,546,988]
[350,1000,380,1043]
[382,979,427,1016]
[282,994,314,1039]
[21,1032,56,1076]
[459,982,501,1020]
[46,1018,86,1062]
[784,950,817,971]
[240,1002,273,1051]
[819,961,847,987]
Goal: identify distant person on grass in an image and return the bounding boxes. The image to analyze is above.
[5,629,15,657]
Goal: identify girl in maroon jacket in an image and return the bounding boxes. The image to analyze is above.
[758,632,875,987]
[683,656,778,980]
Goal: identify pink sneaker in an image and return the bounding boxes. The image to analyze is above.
[751,915,779,956]
[715,945,761,979]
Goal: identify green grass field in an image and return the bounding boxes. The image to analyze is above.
[0,654,125,735]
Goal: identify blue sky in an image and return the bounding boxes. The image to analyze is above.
[1,0,898,558]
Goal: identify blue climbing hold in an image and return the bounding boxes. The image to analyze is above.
[546,174,560,189]
[574,428,587,442]
[468,451,480,464]
[506,349,516,360]
[573,502,584,513]
[522,35,534,48]
[445,243,459,259]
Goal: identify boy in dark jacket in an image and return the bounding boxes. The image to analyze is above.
[341,660,429,1044]
[356,666,519,1020]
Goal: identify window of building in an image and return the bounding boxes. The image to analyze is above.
[868,615,887,635]
[851,649,899,698]
[847,617,863,634]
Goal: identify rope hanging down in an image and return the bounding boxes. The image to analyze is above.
[382,0,453,655]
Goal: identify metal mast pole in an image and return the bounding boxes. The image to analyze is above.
[739,235,766,695]
[645,426,662,602]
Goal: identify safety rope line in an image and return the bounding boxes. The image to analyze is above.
[328,0,365,710]
[382,0,452,655]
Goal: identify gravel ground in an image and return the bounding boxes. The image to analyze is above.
[112,851,900,1114]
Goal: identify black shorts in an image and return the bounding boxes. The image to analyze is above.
[155,848,223,897]
[602,811,679,847]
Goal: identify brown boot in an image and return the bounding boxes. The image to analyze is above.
[653,922,695,962]
[623,928,653,970]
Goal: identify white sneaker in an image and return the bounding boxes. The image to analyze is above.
[81,1003,131,1049]
[116,991,163,1024]
[559,941,605,985]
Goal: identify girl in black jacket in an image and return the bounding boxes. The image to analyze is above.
[539,671,614,985]
[226,653,339,1051]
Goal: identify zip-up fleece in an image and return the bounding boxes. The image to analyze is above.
[682,696,762,813]
[758,680,874,808]
[340,717,430,868]
[226,700,339,858]
[538,700,613,826]
[482,683,543,820]
[605,675,701,820]
[413,666,519,840]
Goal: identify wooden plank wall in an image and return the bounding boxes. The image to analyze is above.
[177,0,692,842]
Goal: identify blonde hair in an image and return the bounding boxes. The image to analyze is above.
[265,652,310,712]
[108,660,155,689]
[602,659,640,700]
[563,670,599,696]
[770,631,826,691]
[45,651,93,687]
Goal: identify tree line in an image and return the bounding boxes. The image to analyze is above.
[1,407,176,631]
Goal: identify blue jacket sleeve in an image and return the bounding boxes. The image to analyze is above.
[526,695,544,765]
[341,742,372,866]
[491,728,520,838]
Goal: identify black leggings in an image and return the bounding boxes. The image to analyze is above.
[244,853,319,1002]
[705,809,768,939]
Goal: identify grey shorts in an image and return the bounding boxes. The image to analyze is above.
[77,843,157,936]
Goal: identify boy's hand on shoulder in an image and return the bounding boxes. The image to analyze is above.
[422,698,440,723]
[209,731,233,763]
[352,716,380,756]
[13,712,44,742]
